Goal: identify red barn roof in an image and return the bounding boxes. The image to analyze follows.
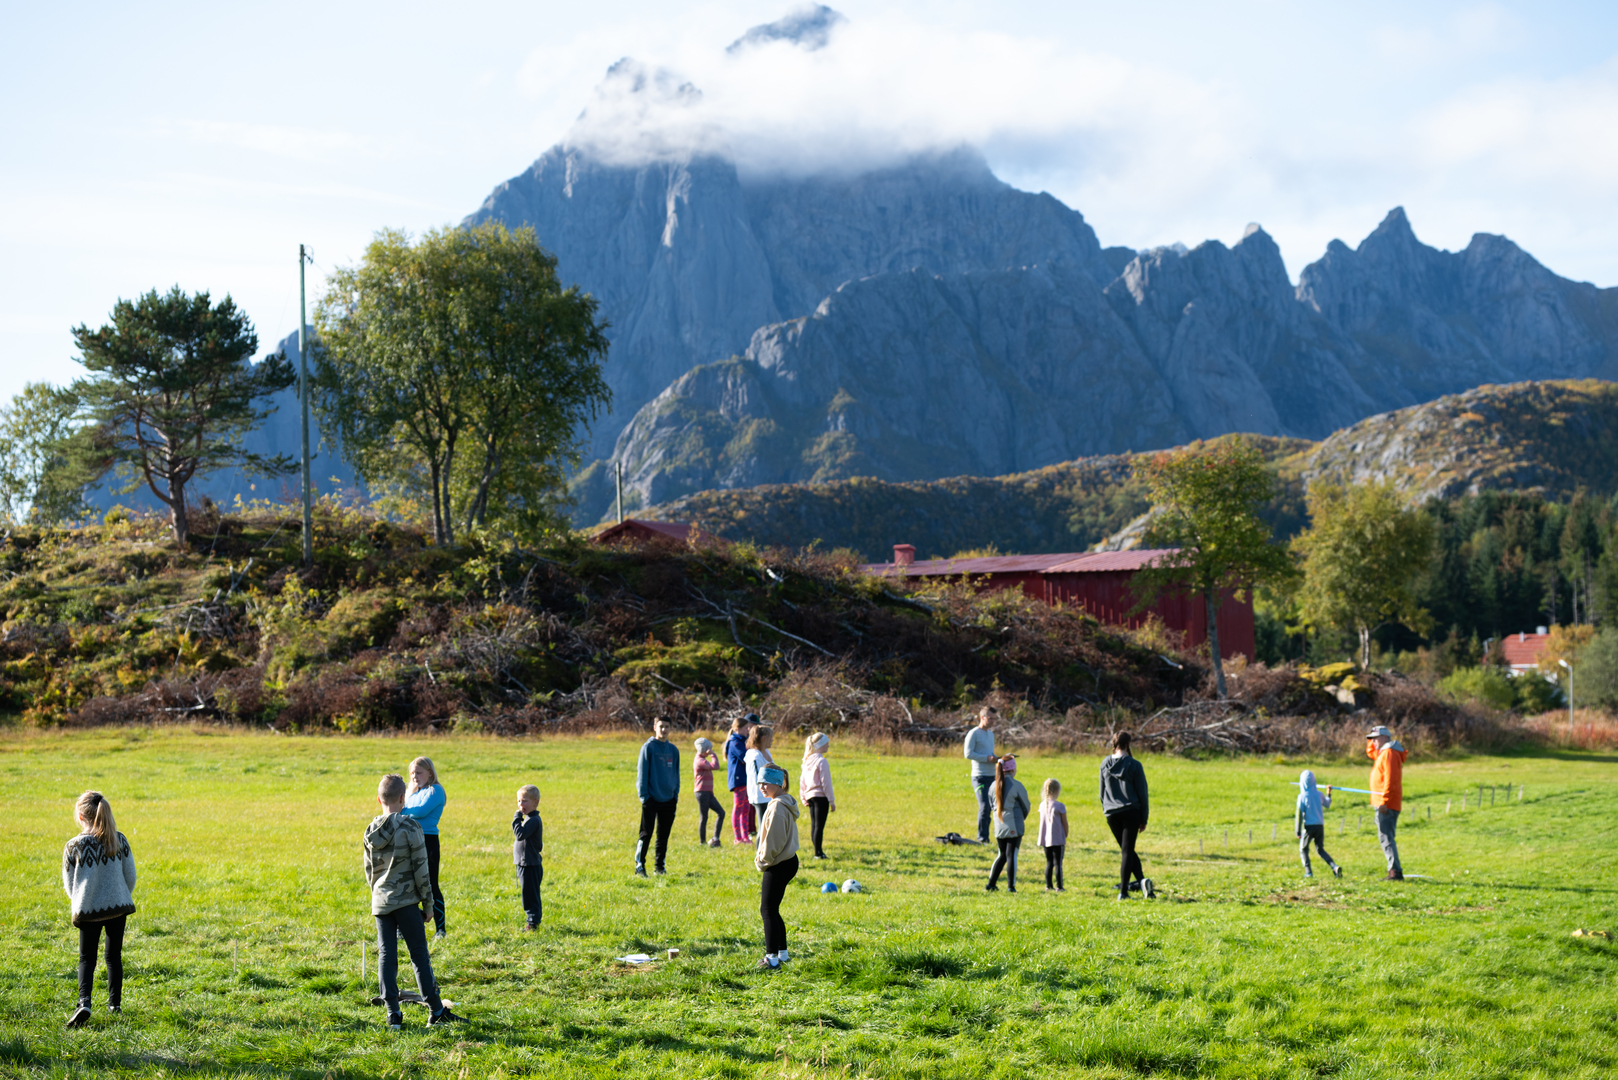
[860,548,1177,577]
[591,519,717,546]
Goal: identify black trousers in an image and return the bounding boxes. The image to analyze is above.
[759,854,799,954]
[806,796,830,856]
[1044,844,1065,889]
[77,914,126,1008]
[988,836,1021,889]
[638,798,678,868]
[1106,808,1146,894]
[517,863,543,927]
[374,904,441,1015]
[423,834,445,932]
[696,791,726,842]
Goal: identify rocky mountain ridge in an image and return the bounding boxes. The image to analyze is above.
[637,381,1618,561]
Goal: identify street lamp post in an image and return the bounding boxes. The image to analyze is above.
[1558,658,1574,739]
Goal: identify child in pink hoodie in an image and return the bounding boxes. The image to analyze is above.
[693,737,725,847]
[799,732,835,859]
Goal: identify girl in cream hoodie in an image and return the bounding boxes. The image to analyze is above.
[754,764,800,971]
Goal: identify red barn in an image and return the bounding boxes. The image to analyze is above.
[591,519,718,546]
[861,545,1255,661]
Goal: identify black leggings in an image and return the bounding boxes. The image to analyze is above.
[1044,844,1065,889]
[423,834,444,932]
[77,914,126,1008]
[759,855,799,954]
[696,791,726,842]
[989,836,1021,889]
[1106,809,1145,894]
[806,796,829,856]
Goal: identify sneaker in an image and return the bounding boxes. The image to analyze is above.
[433,929,446,941]
[813,853,828,860]
[427,1008,465,1026]
[1331,864,1343,878]
[756,956,781,971]
[1007,885,1017,893]
[1116,891,1131,901]
[654,867,667,876]
[1141,878,1156,899]
[387,1013,404,1031]
[1385,870,1404,881]
[777,950,790,963]
[1045,886,1056,892]
[108,1004,121,1014]
[66,1005,91,1029]
[985,883,999,892]
[634,865,648,878]
[1304,870,1314,879]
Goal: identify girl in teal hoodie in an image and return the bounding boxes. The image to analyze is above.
[1294,770,1342,878]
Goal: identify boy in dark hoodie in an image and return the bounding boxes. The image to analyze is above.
[513,784,543,930]
[1099,732,1154,900]
[365,773,464,1030]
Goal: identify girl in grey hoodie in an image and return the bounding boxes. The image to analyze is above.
[1099,732,1153,900]
[986,756,1030,892]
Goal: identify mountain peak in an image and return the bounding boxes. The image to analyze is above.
[727,5,846,54]
[1364,206,1418,248]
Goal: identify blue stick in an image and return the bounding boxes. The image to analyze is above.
[1284,781,1376,794]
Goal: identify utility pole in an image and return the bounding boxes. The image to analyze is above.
[615,461,624,524]
[298,245,313,568]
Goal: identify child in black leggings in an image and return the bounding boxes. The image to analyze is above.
[1099,732,1154,900]
[62,791,137,1029]
[1037,778,1068,891]
[986,756,1030,892]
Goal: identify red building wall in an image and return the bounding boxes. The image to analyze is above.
[1041,571,1256,661]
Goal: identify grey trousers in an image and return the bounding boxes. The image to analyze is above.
[973,778,994,843]
[1299,823,1335,874]
[1375,808,1402,875]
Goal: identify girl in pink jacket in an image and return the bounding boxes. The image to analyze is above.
[799,732,836,859]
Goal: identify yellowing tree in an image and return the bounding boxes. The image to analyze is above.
[1293,480,1437,671]
[1132,437,1294,698]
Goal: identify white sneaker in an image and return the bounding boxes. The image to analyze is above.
[777,949,790,963]
[1141,878,1156,899]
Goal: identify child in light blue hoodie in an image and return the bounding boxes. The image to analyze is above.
[1294,770,1342,878]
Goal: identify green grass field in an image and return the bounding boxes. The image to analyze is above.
[0,729,1613,1079]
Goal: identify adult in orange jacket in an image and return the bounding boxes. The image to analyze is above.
[1366,724,1406,880]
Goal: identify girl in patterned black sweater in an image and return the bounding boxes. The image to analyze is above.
[61,791,137,1029]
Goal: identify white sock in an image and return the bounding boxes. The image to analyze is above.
[766,952,779,962]
[778,948,789,961]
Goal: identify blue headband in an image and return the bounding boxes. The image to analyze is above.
[761,765,788,787]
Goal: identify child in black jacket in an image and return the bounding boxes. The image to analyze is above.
[513,785,544,930]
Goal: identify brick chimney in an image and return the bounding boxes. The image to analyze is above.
[893,543,916,567]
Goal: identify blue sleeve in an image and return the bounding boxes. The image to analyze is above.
[399,785,445,821]
[636,742,650,801]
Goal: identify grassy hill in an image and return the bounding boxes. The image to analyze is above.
[641,381,1618,559]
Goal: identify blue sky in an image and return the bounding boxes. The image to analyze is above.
[4,0,1617,403]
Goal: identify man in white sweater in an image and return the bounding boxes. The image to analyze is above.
[963,706,998,843]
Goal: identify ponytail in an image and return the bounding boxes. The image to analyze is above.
[75,791,118,853]
[993,758,1007,822]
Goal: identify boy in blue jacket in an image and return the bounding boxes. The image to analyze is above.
[635,718,681,877]
[1294,770,1342,879]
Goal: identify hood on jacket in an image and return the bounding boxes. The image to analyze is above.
[1299,769,1317,794]
[365,812,405,851]
[775,793,800,818]
[1102,754,1133,780]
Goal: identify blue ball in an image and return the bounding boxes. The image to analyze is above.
[820,882,838,893]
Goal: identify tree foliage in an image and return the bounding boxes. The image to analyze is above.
[1133,437,1295,698]
[0,382,89,525]
[313,221,610,545]
[66,288,295,546]
[1292,480,1438,670]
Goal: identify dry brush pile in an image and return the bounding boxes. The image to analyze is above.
[0,505,1536,754]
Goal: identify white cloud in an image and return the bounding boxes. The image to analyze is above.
[147,119,374,162]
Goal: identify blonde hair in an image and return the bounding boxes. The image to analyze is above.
[1042,778,1061,803]
[379,774,407,803]
[804,731,828,758]
[407,756,439,794]
[517,784,540,802]
[75,791,118,852]
[747,725,774,750]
